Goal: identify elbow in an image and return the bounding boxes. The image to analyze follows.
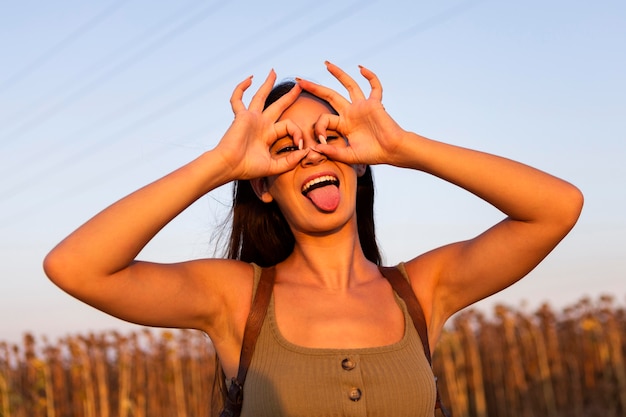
[557,183,584,232]
[43,249,64,287]
[43,247,78,292]
[568,183,584,222]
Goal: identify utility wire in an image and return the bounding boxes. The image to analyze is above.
[1,1,227,143]
[4,0,482,221]
[1,0,373,202]
[345,0,485,64]
[1,0,376,215]
[0,0,323,172]
[0,0,129,94]
[0,0,209,130]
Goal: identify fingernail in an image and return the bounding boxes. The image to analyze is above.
[318,134,327,145]
[324,60,331,66]
[295,77,302,82]
[298,139,303,150]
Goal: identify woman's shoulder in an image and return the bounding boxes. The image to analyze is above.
[187,259,259,341]
[187,257,253,274]
[187,258,258,290]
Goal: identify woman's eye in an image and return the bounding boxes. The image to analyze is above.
[276,145,299,154]
[271,137,298,155]
[318,135,339,144]
[324,135,348,147]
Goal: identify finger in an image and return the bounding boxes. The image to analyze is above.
[248,69,277,111]
[358,65,383,101]
[273,119,303,147]
[296,77,350,112]
[312,143,355,164]
[271,148,310,175]
[263,82,302,121]
[325,61,366,101]
[313,113,340,142]
[230,75,253,114]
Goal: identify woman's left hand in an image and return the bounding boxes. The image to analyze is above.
[297,62,406,166]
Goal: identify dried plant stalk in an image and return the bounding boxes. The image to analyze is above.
[2,295,625,417]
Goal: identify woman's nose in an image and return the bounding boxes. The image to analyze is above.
[300,138,326,166]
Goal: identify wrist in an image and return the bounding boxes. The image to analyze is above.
[387,130,428,169]
[188,149,239,192]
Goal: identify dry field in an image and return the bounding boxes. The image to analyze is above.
[1,295,624,417]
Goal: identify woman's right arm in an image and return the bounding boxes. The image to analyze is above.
[43,71,308,336]
[44,149,245,332]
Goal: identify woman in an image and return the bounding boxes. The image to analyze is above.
[44,62,583,416]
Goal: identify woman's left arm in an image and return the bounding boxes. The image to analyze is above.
[396,131,583,323]
[299,63,584,339]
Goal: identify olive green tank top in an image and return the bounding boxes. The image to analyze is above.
[240,264,437,417]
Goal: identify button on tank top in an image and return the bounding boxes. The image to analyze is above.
[240,264,437,417]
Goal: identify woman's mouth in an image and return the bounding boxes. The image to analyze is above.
[301,175,340,212]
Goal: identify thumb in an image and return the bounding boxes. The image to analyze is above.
[270,148,310,175]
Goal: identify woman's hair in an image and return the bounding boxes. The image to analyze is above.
[224,80,381,266]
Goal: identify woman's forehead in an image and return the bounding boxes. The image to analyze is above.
[278,94,335,121]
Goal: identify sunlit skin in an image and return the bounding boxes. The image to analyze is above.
[252,95,366,237]
[250,95,401,359]
[43,63,583,382]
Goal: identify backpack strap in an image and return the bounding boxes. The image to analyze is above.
[379,266,431,362]
[379,266,452,417]
[220,266,275,417]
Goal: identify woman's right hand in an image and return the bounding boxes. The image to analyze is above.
[215,70,310,180]
[43,70,316,349]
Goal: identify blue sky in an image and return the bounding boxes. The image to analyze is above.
[1,0,625,344]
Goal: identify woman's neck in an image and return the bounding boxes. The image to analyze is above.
[278,226,378,290]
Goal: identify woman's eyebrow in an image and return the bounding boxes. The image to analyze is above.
[269,136,291,151]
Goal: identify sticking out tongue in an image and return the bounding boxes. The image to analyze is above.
[307,184,340,212]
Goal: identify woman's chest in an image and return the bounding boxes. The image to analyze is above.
[240,297,437,417]
[272,283,406,349]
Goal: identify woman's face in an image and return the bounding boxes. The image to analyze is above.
[258,94,363,235]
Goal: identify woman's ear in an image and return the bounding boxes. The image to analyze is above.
[355,164,367,177]
[250,178,274,203]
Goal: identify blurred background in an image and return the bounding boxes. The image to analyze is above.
[1,0,624,344]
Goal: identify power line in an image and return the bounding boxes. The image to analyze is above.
[5,0,482,208]
[0,0,376,211]
[0,0,323,177]
[0,0,129,94]
[1,1,228,142]
[346,0,486,63]
[0,0,210,129]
